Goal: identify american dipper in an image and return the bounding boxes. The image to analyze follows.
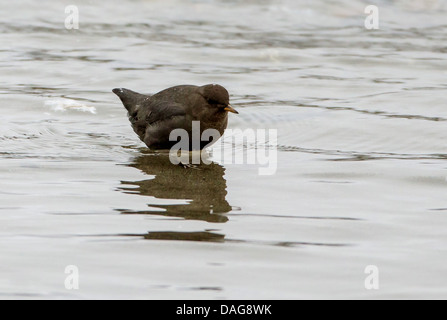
[112,84,238,150]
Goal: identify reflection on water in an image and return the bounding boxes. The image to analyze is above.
[120,231,349,247]
[119,153,231,223]
[145,231,225,242]
[120,230,226,243]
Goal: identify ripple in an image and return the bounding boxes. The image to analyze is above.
[117,231,349,248]
[278,145,447,161]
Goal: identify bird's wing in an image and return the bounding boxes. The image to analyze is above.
[142,101,195,150]
[145,100,187,125]
[129,100,188,141]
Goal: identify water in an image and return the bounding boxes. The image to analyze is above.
[1,0,447,299]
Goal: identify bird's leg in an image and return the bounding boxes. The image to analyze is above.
[178,163,201,170]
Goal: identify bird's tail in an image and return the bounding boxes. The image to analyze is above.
[112,88,147,114]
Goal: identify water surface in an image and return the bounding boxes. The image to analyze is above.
[1,0,447,299]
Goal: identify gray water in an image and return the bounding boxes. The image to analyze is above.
[1,0,447,299]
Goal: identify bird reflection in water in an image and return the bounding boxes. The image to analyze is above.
[118,153,232,242]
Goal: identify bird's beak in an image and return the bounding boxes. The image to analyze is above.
[224,105,239,114]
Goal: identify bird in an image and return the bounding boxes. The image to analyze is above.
[113,84,238,151]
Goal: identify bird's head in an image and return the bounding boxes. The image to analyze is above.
[199,84,239,114]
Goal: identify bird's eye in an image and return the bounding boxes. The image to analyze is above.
[208,99,220,105]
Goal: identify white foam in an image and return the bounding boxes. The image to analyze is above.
[44,99,97,114]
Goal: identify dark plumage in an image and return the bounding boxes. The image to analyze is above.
[113,84,238,150]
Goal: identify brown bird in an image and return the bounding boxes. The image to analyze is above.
[113,84,238,150]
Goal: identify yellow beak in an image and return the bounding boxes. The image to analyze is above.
[224,105,239,114]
